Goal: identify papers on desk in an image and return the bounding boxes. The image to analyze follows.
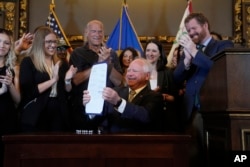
[86,63,107,115]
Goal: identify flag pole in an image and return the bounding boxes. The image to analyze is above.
[50,10,71,47]
[48,1,71,48]
[50,0,55,11]
[118,2,124,54]
[166,0,192,68]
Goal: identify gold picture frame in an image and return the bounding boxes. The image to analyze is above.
[0,10,4,28]
[241,129,250,151]
[0,0,28,40]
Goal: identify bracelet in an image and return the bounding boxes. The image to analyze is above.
[65,79,71,85]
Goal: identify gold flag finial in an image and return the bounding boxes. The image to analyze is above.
[50,0,55,11]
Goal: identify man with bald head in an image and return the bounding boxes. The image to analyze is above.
[69,20,123,131]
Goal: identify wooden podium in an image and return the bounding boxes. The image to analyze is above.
[200,48,250,166]
[3,133,191,167]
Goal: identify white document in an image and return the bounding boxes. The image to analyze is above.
[150,79,157,90]
[86,63,107,114]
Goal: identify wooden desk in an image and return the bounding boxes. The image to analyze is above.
[3,133,191,167]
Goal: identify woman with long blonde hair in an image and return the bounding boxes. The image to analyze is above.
[19,26,71,132]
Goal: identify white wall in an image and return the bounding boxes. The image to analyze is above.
[29,0,232,37]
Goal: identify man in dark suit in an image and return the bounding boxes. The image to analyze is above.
[173,13,234,167]
[83,58,164,133]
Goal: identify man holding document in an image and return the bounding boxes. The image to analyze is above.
[83,58,164,133]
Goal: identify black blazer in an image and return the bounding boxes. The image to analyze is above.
[19,57,70,131]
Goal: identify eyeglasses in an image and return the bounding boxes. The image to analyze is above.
[45,40,58,45]
[57,47,67,51]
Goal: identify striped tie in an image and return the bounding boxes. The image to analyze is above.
[128,90,136,102]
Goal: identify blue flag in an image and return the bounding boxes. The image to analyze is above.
[106,4,143,55]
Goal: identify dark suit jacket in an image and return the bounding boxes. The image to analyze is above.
[173,39,234,120]
[103,86,164,133]
[155,67,178,98]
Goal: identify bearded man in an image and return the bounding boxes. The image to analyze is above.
[173,12,234,167]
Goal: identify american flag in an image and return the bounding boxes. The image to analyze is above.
[46,12,64,39]
[44,2,72,53]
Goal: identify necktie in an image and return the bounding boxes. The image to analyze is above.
[194,44,204,109]
[196,44,205,52]
[128,90,136,102]
[194,94,200,110]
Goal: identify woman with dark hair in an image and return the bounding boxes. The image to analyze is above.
[119,47,139,85]
[143,39,179,132]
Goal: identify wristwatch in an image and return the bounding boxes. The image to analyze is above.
[114,98,122,108]
[65,79,71,85]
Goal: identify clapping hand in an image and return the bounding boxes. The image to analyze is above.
[52,61,60,82]
[98,46,112,63]
[0,69,13,86]
[0,69,13,94]
[179,33,197,57]
[65,65,78,81]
